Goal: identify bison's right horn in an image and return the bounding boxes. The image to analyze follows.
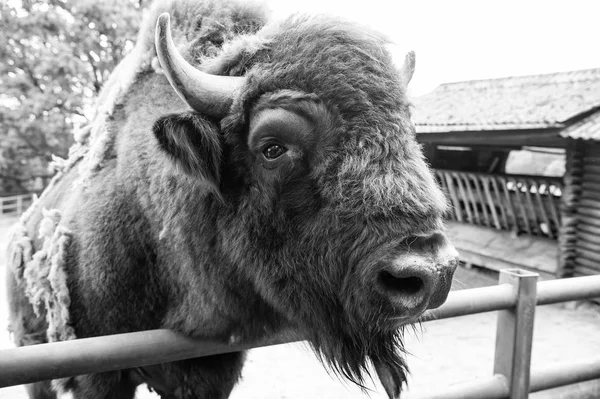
[155,13,245,119]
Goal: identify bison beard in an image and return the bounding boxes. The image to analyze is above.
[312,321,408,397]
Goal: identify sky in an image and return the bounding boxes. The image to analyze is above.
[266,0,600,96]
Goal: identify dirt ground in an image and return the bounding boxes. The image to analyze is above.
[1,215,599,399]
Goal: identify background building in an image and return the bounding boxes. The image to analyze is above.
[413,68,600,278]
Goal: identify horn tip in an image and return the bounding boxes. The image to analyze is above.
[157,13,170,30]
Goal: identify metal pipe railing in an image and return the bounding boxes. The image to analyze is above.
[405,356,600,399]
[420,284,515,321]
[0,330,299,388]
[536,274,600,305]
[530,357,600,392]
[1,271,600,394]
[406,375,510,399]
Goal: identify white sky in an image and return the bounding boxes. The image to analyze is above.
[266,0,600,96]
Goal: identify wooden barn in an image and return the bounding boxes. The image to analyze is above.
[412,68,600,279]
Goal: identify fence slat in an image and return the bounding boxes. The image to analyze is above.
[433,170,564,239]
[462,173,481,225]
[531,180,553,238]
[490,177,509,229]
[500,176,519,232]
[482,175,502,230]
[0,193,34,215]
[471,174,491,227]
[453,172,474,223]
[442,172,463,222]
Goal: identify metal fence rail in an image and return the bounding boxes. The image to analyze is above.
[1,271,600,396]
[406,356,600,399]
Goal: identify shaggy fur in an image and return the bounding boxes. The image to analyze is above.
[6,1,455,398]
[9,209,75,343]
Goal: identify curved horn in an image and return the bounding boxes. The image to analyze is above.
[155,13,245,118]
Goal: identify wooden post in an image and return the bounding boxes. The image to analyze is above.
[558,139,583,277]
[17,195,23,214]
[493,269,538,399]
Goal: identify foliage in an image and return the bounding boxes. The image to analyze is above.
[0,0,144,194]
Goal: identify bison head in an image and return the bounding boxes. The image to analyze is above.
[153,13,457,397]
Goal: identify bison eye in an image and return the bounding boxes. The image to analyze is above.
[263,144,287,160]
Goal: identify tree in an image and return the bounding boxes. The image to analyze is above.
[0,0,144,194]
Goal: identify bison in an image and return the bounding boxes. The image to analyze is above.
[6,1,458,398]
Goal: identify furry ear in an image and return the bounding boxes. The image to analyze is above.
[399,51,415,88]
[153,112,221,186]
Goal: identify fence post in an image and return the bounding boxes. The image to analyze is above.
[493,269,538,399]
[17,195,23,214]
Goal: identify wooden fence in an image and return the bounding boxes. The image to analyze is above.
[435,169,563,239]
[0,193,36,216]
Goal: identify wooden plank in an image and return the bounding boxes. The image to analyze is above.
[435,171,454,221]
[577,222,600,236]
[580,173,600,184]
[499,176,518,231]
[443,172,463,222]
[580,188,600,199]
[572,263,600,276]
[453,172,474,223]
[574,247,600,263]
[574,237,600,253]
[482,175,502,229]
[511,178,532,235]
[576,230,600,245]
[582,163,600,175]
[0,194,29,201]
[0,193,33,215]
[416,128,564,148]
[490,177,509,229]
[522,179,540,235]
[436,171,448,192]
[578,198,600,211]
[581,181,600,193]
[577,215,600,231]
[573,256,600,272]
[470,174,491,227]
[461,173,481,225]
[531,179,553,238]
[577,207,600,220]
[545,193,561,234]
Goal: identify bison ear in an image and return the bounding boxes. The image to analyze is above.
[153,112,221,185]
[399,51,416,88]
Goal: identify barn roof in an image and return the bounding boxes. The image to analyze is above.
[560,109,600,140]
[413,68,600,134]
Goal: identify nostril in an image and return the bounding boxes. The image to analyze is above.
[377,266,434,314]
[379,271,424,296]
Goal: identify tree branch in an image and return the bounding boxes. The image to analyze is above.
[87,52,103,94]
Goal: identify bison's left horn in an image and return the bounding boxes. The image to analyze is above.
[155,13,245,118]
